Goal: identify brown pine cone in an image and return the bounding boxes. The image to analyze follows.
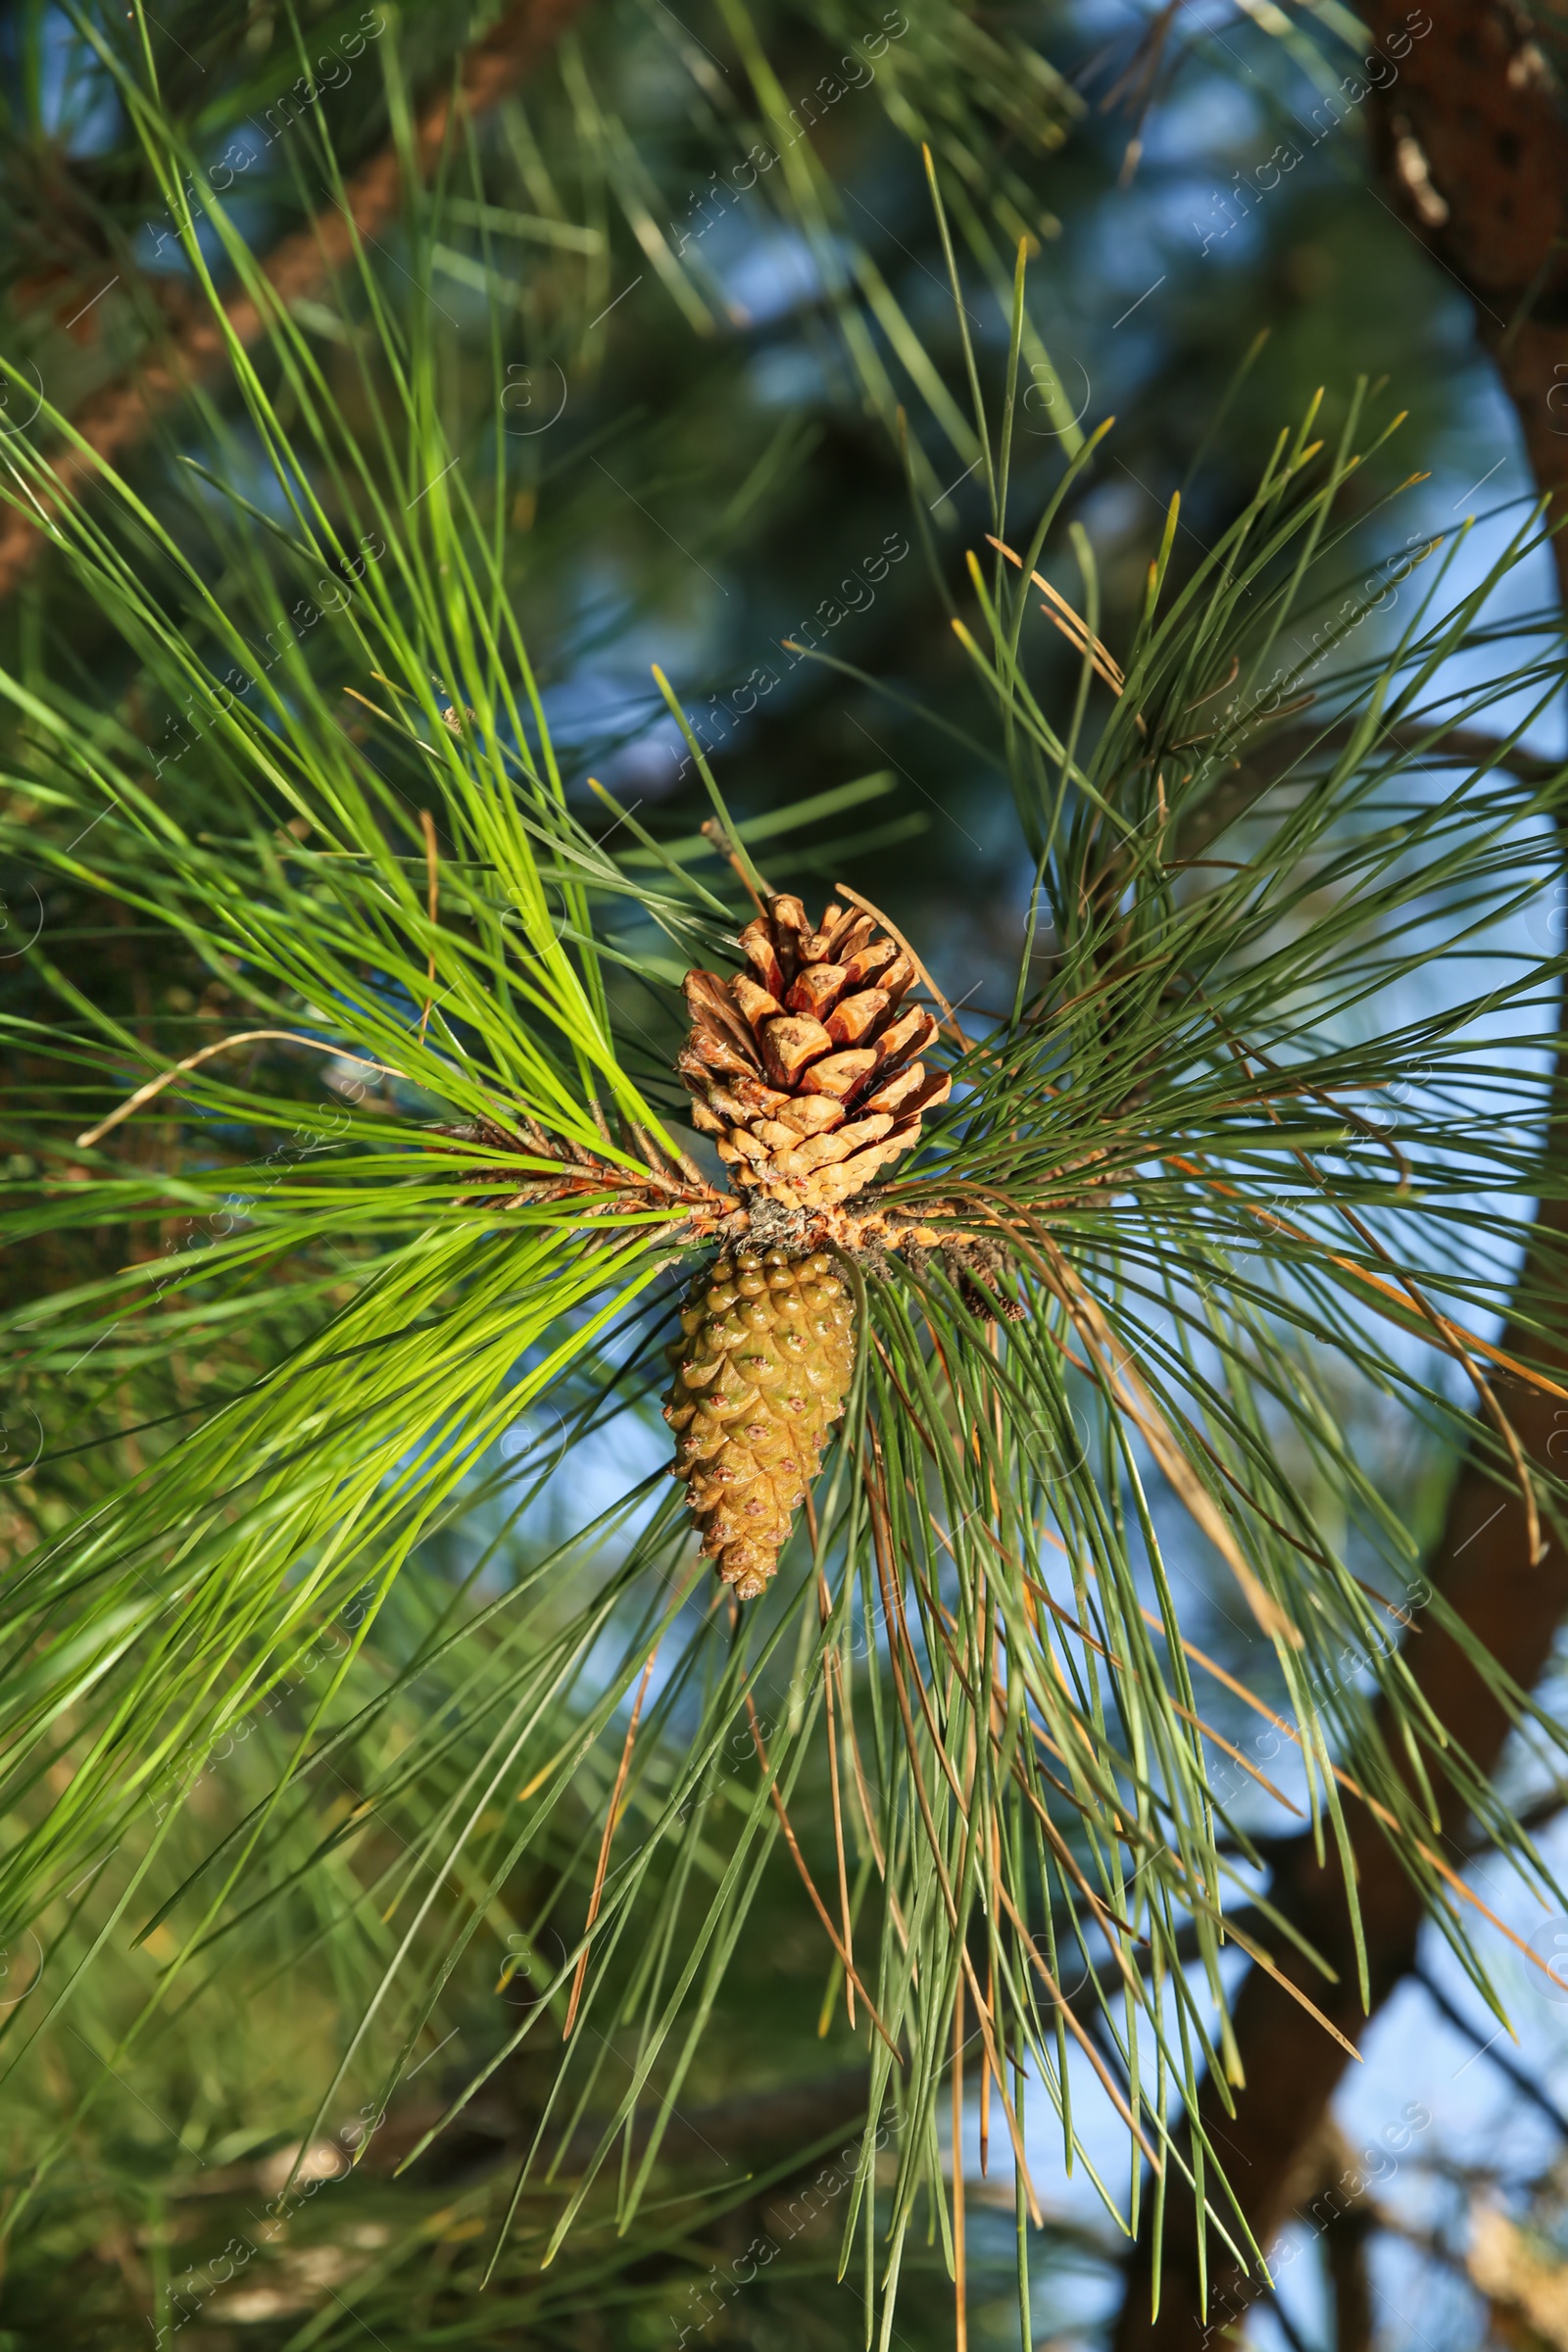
[676,895,950,1211]
[663,1246,856,1599]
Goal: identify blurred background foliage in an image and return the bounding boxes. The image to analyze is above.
[0,0,1560,2346]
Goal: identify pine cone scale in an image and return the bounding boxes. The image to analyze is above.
[760,1014,833,1086]
[824,989,889,1047]
[732,975,784,1025]
[800,1049,877,1101]
[786,963,848,1015]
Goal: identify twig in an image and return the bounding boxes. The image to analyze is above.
[981,1806,1000,2178]
[74,1030,403,1148]
[1162,1152,1568,1406]
[699,818,769,916]
[860,1455,1044,2211]
[417,809,440,1044]
[742,1694,903,2064]
[565,1645,659,2039]
[953,1979,968,2352]
[1139,1600,1568,1988]
[1018,1573,1301,1816]
[987,533,1126,692]
[1412,1962,1568,2136]
[995,1877,1162,2166]
[1040,1240,1298,1644]
[0,0,587,598]
[817,1564,857,2032]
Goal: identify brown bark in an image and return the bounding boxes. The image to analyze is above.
[0,0,584,599]
[1115,8,1568,2348]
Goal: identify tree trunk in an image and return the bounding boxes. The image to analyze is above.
[1114,8,1568,2346]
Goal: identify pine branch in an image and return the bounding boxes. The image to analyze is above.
[5,9,1564,2329]
[1115,9,1568,2344]
[1411,1961,1568,2141]
[0,0,584,599]
[1176,721,1564,862]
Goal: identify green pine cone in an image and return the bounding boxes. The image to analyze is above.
[662,1246,857,1599]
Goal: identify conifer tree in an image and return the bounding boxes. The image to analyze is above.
[0,2,1564,2346]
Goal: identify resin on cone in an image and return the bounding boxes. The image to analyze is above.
[677,894,951,1211]
[664,1247,856,1598]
